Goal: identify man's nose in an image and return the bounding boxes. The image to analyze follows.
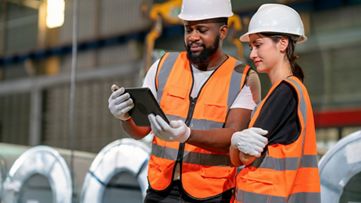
[188,31,200,42]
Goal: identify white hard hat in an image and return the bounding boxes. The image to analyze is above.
[178,0,233,21]
[240,4,307,43]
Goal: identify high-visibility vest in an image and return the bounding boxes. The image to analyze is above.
[234,76,320,203]
[148,52,250,199]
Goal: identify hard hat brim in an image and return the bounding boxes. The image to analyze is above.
[178,13,233,21]
[239,31,307,44]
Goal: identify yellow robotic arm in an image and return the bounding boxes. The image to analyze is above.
[142,0,246,71]
[142,0,182,72]
[228,14,245,60]
[148,0,182,24]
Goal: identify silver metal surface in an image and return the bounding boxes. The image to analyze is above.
[319,130,361,203]
[2,146,72,203]
[81,138,150,203]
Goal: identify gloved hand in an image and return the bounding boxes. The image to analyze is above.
[148,114,191,143]
[231,127,268,157]
[108,86,134,121]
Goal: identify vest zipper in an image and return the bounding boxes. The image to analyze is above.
[176,97,197,163]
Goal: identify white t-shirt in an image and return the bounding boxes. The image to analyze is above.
[143,59,256,110]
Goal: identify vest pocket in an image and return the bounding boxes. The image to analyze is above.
[162,86,188,113]
[239,174,273,185]
[238,170,276,194]
[201,167,233,179]
[150,159,174,174]
[203,102,227,121]
[149,157,162,173]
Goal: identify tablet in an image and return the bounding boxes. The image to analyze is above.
[120,87,169,126]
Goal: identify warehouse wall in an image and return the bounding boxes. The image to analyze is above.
[0,1,361,153]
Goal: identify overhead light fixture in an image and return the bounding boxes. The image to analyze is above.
[46,0,65,28]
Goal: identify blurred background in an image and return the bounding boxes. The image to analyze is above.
[0,0,361,202]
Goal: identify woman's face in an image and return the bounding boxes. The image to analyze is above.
[248,34,282,73]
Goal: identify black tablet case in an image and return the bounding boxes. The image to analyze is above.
[126,87,169,126]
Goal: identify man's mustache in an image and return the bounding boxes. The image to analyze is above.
[187,42,205,48]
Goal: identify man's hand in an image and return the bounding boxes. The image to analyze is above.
[231,127,268,157]
[148,114,190,143]
[108,86,134,121]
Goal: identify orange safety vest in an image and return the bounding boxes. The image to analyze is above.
[148,52,250,199]
[234,76,320,203]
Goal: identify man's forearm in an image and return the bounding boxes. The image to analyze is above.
[121,118,151,139]
[186,128,235,153]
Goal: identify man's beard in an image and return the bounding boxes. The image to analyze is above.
[185,35,220,70]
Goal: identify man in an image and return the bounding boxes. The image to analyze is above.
[108,0,267,202]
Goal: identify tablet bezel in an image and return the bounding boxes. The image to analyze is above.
[125,87,169,126]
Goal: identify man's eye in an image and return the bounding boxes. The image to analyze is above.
[198,29,207,33]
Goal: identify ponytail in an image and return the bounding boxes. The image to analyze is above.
[287,38,304,82]
[291,63,304,82]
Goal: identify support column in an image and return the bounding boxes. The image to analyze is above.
[29,89,42,146]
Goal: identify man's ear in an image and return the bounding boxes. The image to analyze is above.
[279,37,289,52]
[219,25,228,40]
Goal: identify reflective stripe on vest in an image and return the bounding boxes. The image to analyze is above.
[156,52,179,100]
[166,114,224,130]
[235,190,320,203]
[251,154,318,170]
[149,52,249,198]
[235,77,320,203]
[152,143,231,166]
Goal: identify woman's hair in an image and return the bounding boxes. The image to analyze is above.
[260,32,304,82]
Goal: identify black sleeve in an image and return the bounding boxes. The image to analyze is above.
[253,82,300,145]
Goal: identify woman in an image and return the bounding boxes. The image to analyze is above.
[230,4,320,203]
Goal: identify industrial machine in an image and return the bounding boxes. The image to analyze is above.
[319,130,361,203]
[80,138,150,203]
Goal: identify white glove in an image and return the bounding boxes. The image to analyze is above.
[148,114,191,143]
[108,86,134,121]
[231,127,268,157]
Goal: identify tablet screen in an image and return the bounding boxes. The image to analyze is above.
[125,87,169,126]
